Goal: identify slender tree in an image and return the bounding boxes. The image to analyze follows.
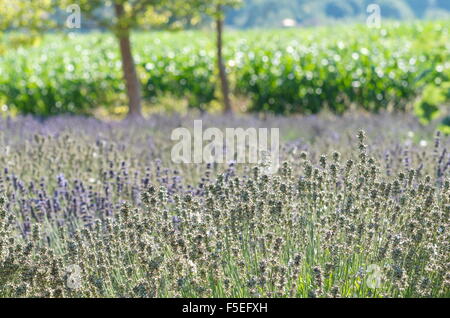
[200,0,242,114]
[61,0,175,118]
[113,2,142,118]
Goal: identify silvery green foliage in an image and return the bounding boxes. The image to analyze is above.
[0,113,448,297]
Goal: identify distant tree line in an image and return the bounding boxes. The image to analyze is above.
[49,0,450,31]
[225,0,450,28]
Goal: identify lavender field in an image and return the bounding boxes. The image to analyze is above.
[0,113,448,297]
[1,0,450,302]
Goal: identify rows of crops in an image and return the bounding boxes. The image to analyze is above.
[0,21,449,116]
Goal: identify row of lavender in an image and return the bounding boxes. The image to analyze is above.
[0,114,448,297]
[0,113,442,232]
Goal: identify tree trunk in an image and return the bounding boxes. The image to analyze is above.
[216,5,232,114]
[114,3,142,118]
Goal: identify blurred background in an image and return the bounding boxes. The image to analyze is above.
[50,0,450,29]
[225,0,450,28]
[0,0,449,129]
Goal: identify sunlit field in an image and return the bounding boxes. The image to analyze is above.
[1,22,448,117]
[0,0,449,300]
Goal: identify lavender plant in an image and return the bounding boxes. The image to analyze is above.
[0,113,448,297]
